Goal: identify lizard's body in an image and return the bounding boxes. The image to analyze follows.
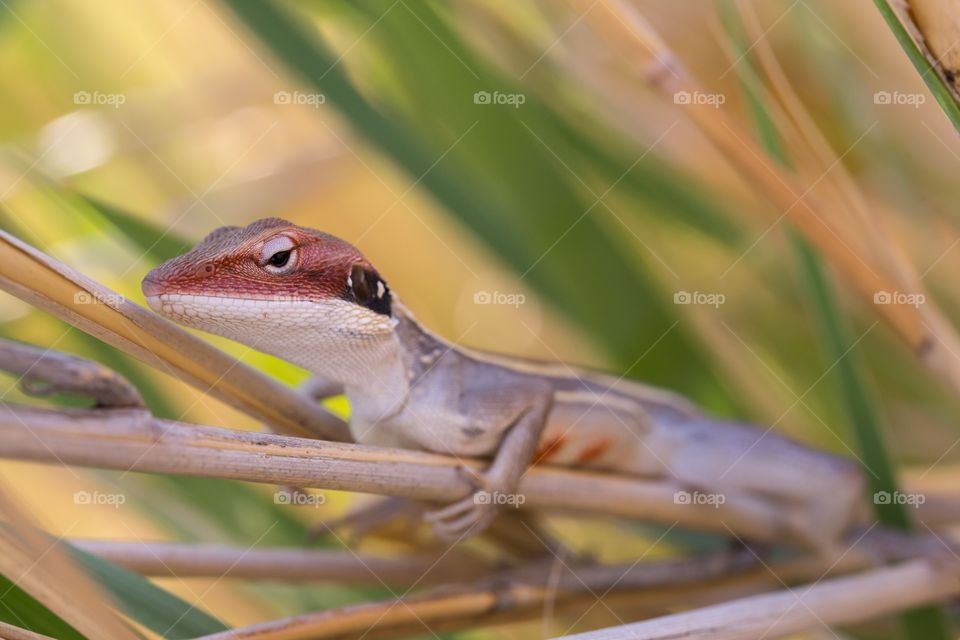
[143,218,864,547]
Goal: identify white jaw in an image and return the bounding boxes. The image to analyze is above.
[145,292,401,388]
[146,292,395,334]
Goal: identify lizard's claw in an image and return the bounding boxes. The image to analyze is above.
[423,466,507,543]
[424,493,499,542]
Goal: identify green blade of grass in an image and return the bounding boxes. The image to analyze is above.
[79,196,192,264]
[218,0,734,402]
[67,544,228,639]
[874,0,960,134]
[0,576,87,640]
[720,3,952,637]
[794,242,954,639]
[0,530,228,639]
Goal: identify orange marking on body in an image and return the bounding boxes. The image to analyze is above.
[577,438,611,464]
[533,433,566,464]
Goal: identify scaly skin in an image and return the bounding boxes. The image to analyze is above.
[143,218,865,547]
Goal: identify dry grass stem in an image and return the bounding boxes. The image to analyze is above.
[70,539,489,586]
[551,559,960,639]
[899,0,960,101]
[0,622,59,640]
[0,402,792,544]
[187,551,757,640]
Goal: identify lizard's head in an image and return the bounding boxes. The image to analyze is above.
[142,218,396,347]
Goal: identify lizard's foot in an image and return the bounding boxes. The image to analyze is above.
[423,466,509,542]
[424,494,499,542]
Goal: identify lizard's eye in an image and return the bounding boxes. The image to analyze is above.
[268,250,291,267]
[260,235,299,274]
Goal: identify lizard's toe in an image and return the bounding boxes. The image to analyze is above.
[424,495,476,523]
[426,494,497,542]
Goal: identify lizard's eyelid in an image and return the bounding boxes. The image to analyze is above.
[259,235,296,263]
[260,236,300,273]
[259,235,299,269]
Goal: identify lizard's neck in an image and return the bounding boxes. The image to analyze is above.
[272,298,438,424]
[343,299,448,423]
[304,326,408,422]
[334,299,424,425]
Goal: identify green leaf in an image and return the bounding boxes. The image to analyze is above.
[78,196,192,264]
[219,0,737,403]
[67,543,228,639]
[0,575,87,640]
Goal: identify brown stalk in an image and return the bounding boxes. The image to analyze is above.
[183,533,953,640]
[187,551,759,640]
[70,539,489,586]
[551,559,960,640]
[0,402,795,545]
[5,403,960,545]
[0,622,58,640]
[899,0,960,102]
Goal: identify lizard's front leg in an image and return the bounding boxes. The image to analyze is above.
[300,376,345,402]
[425,391,553,542]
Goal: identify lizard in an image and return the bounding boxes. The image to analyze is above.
[141,217,866,550]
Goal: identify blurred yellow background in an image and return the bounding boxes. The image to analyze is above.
[1,0,960,636]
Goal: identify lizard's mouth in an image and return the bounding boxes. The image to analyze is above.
[143,291,397,336]
[145,291,312,318]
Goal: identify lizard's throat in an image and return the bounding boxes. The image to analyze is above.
[259,328,408,400]
[148,292,410,419]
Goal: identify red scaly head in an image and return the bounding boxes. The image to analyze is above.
[142,219,396,380]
